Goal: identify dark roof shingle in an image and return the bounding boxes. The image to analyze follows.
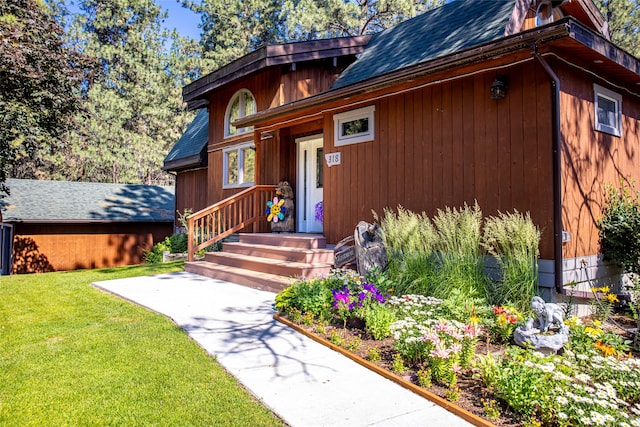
[1,179,175,223]
[163,108,208,170]
[333,0,515,89]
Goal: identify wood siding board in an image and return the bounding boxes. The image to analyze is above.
[522,64,540,216]
[404,91,415,208]
[423,86,434,214]
[451,79,464,207]
[441,81,454,208]
[509,64,525,212]
[462,77,476,203]
[485,73,500,213]
[432,84,443,210]
[535,63,554,259]
[395,94,405,209]
[473,74,487,209]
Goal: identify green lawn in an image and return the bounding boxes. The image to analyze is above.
[0,262,285,426]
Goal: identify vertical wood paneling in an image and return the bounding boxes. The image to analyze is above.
[441,81,453,208]
[462,78,475,202]
[319,64,559,259]
[451,79,464,208]
[176,169,208,217]
[12,223,171,273]
[559,59,640,259]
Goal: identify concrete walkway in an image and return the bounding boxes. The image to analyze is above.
[93,271,474,427]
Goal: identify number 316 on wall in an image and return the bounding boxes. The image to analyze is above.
[325,152,341,167]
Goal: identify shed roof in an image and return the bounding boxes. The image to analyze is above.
[333,0,515,89]
[163,108,209,172]
[1,179,175,223]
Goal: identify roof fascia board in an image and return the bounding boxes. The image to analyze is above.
[183,36,371,104]
[566,20,639,75]
[163,153,205,171]
[6,219,173,224]
[235,22,572,128]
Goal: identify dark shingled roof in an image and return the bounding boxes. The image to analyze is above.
[1,179,175,223]
[163,108,208,171]
[332,0,516,89]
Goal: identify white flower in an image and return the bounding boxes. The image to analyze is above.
[558,412,568,420]
[540,363,555,373]
[557,396,569,405]
[575,373,591,382]
[576,408,585,416]
[590,411,606,425]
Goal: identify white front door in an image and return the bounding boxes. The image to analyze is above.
[296,135,324,233]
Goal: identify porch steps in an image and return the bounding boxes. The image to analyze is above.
[185,233,334,293]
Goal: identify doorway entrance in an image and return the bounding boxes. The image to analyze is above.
[296,135,323,233]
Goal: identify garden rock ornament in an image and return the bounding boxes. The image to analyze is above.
[268,181,295,232]
[514,296,569,353]
[354,221,388,277]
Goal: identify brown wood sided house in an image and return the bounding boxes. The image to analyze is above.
[1,179,174,273]
[165,0,640,298]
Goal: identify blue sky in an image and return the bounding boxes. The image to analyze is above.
[158,1,201,40]
[66,1,202,40]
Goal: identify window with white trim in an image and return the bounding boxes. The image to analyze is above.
[594,84,622,137]
[333,105,375,146]
[223,143,255,188]
[225,89,256,138]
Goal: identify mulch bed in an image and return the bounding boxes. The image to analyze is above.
[275,314,523,427]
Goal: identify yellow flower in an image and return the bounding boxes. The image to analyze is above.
[584,326,603,338]
[605,293,619,303]
[469,315,480,326]
[592,319,602,327]
[600,286,610,294]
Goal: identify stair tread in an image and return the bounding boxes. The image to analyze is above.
[187,261,294,282]
[207,251,332,268]
[225,242,333,254]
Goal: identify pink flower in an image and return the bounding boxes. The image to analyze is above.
[448,328,464,341]
[463,323,482,339]
[421,328,440,344]
[430,343,452,359]
[449,343,463,354]
[434,319,451,333]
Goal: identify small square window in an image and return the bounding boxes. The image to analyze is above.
[333,105,375,146]
[594,84,622,137]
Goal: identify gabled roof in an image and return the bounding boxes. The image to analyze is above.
[333,0,516,89]
[163,108,208,172]
[1,179,175,223]
[183,36,371,109]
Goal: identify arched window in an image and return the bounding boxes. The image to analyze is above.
[225,89,256,138]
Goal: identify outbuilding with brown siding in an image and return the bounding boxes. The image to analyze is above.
[1,179,175,273]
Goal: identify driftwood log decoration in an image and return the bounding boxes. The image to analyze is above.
[334,221,388,275]
[333,235,356,269]
[354,221,388,277]
[269,181,295,232]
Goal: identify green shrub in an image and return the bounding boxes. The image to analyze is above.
[598,181,640,275]
[432,202,487,300]
[144,233,190,264]
[482,210,541,312]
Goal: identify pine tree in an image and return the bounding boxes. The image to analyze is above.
[594,0,640,58]
[61,0,195,184]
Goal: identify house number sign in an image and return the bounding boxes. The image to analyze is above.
[325,152,341,167]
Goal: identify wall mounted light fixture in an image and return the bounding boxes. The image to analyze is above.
[490,78,507,100]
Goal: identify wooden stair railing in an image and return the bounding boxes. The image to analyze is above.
[187,185,278,262]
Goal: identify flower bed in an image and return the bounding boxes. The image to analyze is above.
[275,270,639,427]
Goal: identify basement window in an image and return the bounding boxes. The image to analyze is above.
[223,143,255,188]
[333,105,375,146]
[594,84,622,137]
